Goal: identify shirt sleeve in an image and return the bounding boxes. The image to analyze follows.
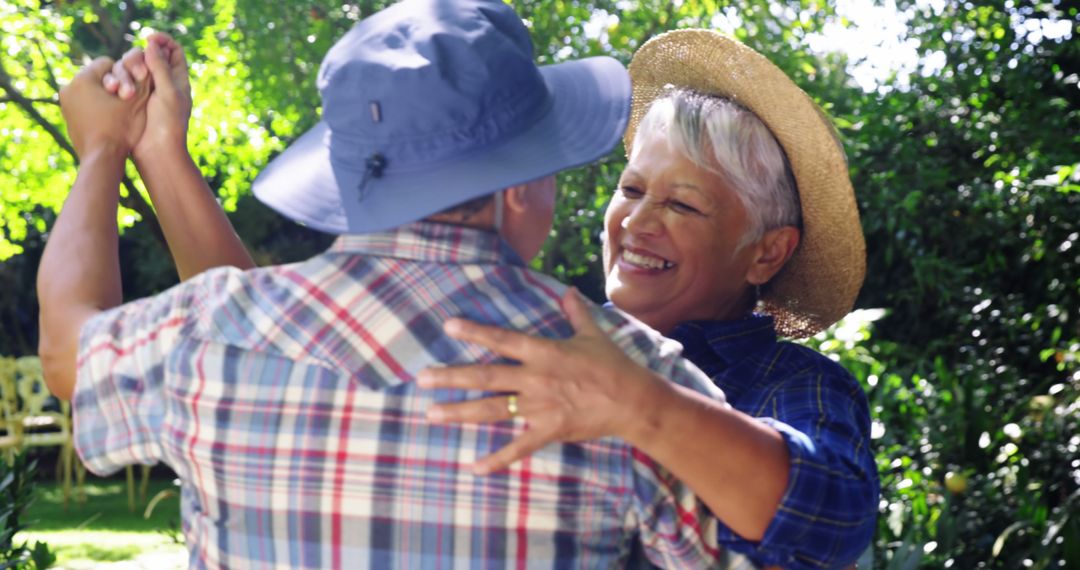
[72,274,209,476]
[612,326,757,568]
[719,369,879,569]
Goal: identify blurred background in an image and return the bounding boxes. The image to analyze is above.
[0,0,1077,568]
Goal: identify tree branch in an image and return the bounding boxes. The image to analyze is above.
[0,96,58,105]
[32,35,61,93]
[119,178,164,247]
[122,0,137,42]
[0,60,77,158]
[83,21,114,55]
[89,0,127,58]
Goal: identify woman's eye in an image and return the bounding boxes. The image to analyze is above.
[618,186,643,199]
[670,201,702,215]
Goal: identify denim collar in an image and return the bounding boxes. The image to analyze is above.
[666,315,778,402]
[669,314,777,365]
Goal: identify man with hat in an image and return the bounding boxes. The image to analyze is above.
[37,0,752,567]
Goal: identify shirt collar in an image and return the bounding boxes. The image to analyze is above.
[328,221,525,266]
[669,313,779,369]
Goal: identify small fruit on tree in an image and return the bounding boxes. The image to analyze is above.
[944,471,968,494]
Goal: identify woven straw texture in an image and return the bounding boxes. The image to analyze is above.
[625,29,866,339]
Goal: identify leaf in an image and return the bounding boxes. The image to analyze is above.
[29,541,55,570]
[993,520,1031,557]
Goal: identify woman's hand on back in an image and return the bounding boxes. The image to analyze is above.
[418,287,662,474]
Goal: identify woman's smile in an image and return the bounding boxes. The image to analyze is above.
[617,245,675,272]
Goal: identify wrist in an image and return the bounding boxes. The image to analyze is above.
[79,142,129,168]
[613,367,675,445]
[132,136,192,170]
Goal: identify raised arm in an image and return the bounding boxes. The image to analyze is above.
[37,58,150,400]
[106,33,255,280]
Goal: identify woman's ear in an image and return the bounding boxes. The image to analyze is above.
[746,226,800,285]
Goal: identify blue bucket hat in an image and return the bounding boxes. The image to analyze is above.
[252,0,630,234]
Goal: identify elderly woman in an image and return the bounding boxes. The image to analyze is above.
[420,30,877,569]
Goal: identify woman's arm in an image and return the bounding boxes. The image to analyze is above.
[420,287,877,568]
[419,287,788,540]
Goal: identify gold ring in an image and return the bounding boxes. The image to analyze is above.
[506,394,519,417]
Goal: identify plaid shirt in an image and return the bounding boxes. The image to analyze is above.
[669,318,878,569]
[74,222,754,570]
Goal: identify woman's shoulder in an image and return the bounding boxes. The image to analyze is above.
[751,340,869,411]
[775,340,855,377]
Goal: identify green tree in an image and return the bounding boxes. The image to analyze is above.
[845,1,1080,567]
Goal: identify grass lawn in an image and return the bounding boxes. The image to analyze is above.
[16,476,188,569]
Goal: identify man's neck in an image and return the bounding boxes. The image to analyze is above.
[423,212,496,232]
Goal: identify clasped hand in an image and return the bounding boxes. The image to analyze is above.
[59,32,191,162]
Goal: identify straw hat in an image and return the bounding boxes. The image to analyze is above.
[626,29,865,339]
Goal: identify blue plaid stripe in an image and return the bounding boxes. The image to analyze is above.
[670,318,878,569]
[74,222,753,569]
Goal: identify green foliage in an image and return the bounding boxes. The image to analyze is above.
[1,1,1077,568]
[808,306,1079,569]
[836,1,1080,567]
[0,452,54,570]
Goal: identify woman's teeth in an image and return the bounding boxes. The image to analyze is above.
[623,250,673,270]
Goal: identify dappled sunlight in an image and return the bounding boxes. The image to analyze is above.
[15,479,185,567]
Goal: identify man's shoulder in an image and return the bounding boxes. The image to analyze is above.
[148,262,306,339]
[582,303,720,399]
[588,304,683,359]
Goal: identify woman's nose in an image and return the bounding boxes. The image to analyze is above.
[622,200,662,237]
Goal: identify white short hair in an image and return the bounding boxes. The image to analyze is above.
[631,89,801,248]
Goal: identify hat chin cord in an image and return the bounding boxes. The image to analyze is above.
[493,191,505,234]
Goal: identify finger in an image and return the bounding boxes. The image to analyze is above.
[473,431,548,475]
[110,57,136,99]
[562,287,604,336]
[416,363,521,392]
[144,37,175,90]
[426,395,516,424]
[164,37,188,71]
[120,47,148,83]
[444,318,549,362]
[102,72,119,94]
[168,43,191,91]
[147,33,189,87]
[146,31,178,54]
[82,57,115,81]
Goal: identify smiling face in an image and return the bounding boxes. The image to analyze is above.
[603,130,761,333]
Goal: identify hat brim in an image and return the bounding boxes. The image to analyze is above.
[252,56,629,235]
[626,30,866,338]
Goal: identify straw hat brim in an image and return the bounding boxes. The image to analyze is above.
[626,29,866,338]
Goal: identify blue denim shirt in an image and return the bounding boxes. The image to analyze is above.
[661,314,878,569]
[669,313,881,565]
